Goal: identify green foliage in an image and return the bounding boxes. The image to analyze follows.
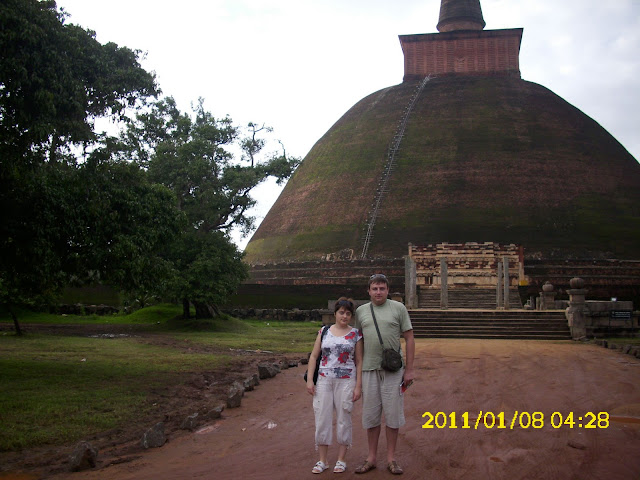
[0,2,299,323]
[0,303,181,325]
[1,163,76,309]
[115,97,300,317]
[0,0,157,163]
[163,230,249,311]
[0,0,161,323]
[121,97,300,235]
[0,159,184,318]
[72,159,185,297]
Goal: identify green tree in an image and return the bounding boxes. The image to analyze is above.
[165,230,249,319]
[1,162,78,333]
[0,0,157,164]
[71,159,184,303]
[0,0,161,333]
[120,97,300,318]
[1,159,183,330]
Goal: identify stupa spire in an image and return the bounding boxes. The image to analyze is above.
[437,0,486,32]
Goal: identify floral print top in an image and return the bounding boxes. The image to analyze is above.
[318,327,362,379]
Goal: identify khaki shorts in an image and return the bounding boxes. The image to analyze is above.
[361,369,405,429]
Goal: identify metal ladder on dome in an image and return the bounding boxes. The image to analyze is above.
[359,75,431,259]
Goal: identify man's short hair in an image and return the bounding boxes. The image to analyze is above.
[368,273,389,288]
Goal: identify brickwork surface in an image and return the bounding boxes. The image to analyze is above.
[400,29,522,79]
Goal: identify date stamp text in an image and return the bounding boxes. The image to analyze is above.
[421,411,609,429]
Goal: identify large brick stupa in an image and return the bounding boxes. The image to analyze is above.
[243,0,640,296]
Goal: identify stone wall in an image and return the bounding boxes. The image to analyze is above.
[565,277,637,338]
[237,258,406,308]
[524,259,640,304]
[585,301,638,337]
[51,304,120,316]
[221,307,328,323]
[248,258,405,287]
[238,254,639,309]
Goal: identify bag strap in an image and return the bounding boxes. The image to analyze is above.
[318,325,329,350]
[370,303,386,348]
[317,326,330,361]
[321,325,329,342]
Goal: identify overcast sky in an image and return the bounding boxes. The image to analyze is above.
[57,0,640,249]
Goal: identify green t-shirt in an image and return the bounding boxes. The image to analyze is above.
[355,299,413,371]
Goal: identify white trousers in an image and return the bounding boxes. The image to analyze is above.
[313,375,355,447]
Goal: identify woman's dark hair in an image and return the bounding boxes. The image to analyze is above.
[334,297,355,315]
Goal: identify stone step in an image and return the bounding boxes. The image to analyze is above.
[418,288,523,309]
[412,332,571,340]
[409,311,566,319]
[413,326,568,331]
[411,322,568,328]
[411,314,566,318]
[409,309,571,340]
[411,320,568,327]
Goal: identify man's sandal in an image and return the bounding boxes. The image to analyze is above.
[387,460,404,475]
[354,460,376,474]
[333,460,347,473]
[312,461,328,474]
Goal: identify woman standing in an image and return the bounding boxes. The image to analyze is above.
[306,297,363,474]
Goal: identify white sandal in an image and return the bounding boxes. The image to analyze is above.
[312,461,328,474]
[333,460,347,473]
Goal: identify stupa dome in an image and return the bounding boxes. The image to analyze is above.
[245,76,640,263]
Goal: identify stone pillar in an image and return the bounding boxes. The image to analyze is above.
[503,256,510,310]
[405,255,417,309]
[566,277,588,340]
[440,258,448,309]
[518,245,525,285]
[540,281,557,310]
[496,261,503,309]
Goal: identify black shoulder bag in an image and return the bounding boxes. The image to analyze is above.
[370,303,403,372]
[304,325,330,384]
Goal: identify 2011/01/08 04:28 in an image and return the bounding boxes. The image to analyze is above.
[421,411,610,429]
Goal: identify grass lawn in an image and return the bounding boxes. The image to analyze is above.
[1,303,187,325]
[0,305,320,452]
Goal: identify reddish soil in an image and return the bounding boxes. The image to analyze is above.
[2,331,640,480]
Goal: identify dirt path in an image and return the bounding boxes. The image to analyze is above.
[39,339,640,480]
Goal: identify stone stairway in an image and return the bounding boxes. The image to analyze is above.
[409,309,570,340]
[418,287,522,309]
[360,76,431,259]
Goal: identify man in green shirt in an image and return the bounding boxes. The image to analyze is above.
[354,274,415,475]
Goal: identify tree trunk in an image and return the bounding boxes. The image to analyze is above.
[193,301,219,319]
[8,306,23,336]
[182,298,191,319]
